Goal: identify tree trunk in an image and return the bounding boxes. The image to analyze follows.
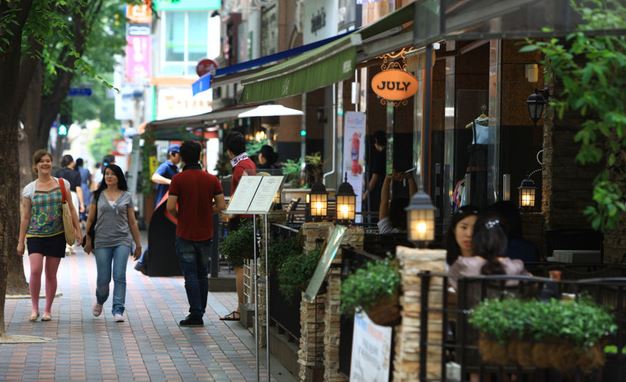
[0,0,35,337]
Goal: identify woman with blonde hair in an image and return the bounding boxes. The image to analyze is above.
[17,149,81,321]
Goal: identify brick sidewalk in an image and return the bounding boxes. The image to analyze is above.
[1,249,295,382]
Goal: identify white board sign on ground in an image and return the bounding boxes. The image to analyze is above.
[350,310,393,382]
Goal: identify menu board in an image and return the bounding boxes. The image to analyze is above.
[225,176,284,215]
[303,225,347,302]
[247,176,284,214]
[225,176,262,214]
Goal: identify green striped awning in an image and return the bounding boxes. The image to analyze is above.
[240,34,361,103]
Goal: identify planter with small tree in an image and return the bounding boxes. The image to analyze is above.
[340,259,401,326]
[469,298,617,372]
[277,248,321,301]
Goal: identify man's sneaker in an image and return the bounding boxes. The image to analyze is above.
[92,303,103,317]
[179,315,203,327]
[114,313,125,322]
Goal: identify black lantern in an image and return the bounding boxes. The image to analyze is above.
[526,88,549,127]
[336,174,356,224]
[518,178,537,209]
[309,181,328,220]
[405,191,436,244]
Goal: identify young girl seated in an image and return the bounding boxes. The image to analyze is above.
[448,215,530,291]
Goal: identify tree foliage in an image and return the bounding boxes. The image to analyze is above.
[522,0,626,231]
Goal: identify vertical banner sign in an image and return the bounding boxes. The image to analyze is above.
[343,111,366,222]
[125,2,152,84]
[350,311,393,382]
[125,35,151,83]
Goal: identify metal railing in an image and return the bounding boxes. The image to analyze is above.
[417,273,626,382]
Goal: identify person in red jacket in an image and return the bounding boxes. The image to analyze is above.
[167,141,226,326]
[220,131,256,321]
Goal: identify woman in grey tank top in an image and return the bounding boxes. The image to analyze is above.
[83,164,142,322]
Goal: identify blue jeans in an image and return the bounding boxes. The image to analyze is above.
[94,245,130,315]
[175,237,211,318]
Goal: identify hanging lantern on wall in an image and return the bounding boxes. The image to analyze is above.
[309,181,328,220]
[405,191,436,244]
[518,178,537,209]
[336,174,356,224]
[526,88,549,127]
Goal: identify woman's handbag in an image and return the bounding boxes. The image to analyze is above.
[82,190,100,247]
[58,178,75,245]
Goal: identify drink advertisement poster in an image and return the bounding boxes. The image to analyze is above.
[350,311,392,382]
[343,111,366,222]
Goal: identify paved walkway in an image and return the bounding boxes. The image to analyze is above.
[1,248,295,382]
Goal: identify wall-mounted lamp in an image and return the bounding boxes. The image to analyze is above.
[518,168,541,210]
[405,191,436,246]
[526,88,549,127]
[336,174,356,225]
[308,181,328,221]
[525,64,539,83]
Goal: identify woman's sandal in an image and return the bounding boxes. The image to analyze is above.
[219,311,240,321]
[41,313,52,321]
[29,312,40,322]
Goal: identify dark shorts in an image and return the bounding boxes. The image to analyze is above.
[27,233,66,258]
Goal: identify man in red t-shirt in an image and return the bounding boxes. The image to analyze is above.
[167,141,225,326]
[220,131,256,321]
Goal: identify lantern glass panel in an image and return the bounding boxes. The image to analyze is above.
[408,209,435,242]
[336,194,356,221]
[310,193,328,217]
[519,186,536,208]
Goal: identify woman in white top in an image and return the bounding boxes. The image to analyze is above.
[17,150,81,322]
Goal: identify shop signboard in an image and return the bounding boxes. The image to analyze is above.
[343,111,366,222]
[125,35,151,83]
[371,69,418,101]
[154,0,220,11]
[350,311,393,382]
[126,3,152,24]
[303,0,339,44]
[156,87,212,120]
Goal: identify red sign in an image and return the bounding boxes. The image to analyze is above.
[371,69,418,101]
[196,58,218,77]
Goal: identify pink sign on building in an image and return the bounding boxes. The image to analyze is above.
[125,35,151,83]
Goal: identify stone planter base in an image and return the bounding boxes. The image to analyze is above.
[478,336,605,372]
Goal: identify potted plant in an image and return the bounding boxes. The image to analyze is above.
[469,298,617,372]
[340,259,401,326]
[277,248,321,301]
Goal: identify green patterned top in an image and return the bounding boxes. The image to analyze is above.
[22,179,67,238]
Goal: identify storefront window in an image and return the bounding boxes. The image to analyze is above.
[162,11,211,76]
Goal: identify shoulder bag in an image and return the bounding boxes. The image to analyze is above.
[82,190,101,247]
[58,178,75,245]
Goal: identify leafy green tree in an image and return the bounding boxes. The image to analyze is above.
[0,0,138,336]
[522,0,626,231]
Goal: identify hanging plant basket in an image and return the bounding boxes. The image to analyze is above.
[478,335,605,372]
[364,292,401,326]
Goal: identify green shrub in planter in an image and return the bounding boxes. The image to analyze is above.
[469,298,616,348]
[267,235,303,274]
[340,259,401,316]
[219,222,254,267]
[277,248,321,301]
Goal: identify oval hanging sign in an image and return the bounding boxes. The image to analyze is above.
[371,69,418,101]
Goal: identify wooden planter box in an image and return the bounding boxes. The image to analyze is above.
[478,335,605,372]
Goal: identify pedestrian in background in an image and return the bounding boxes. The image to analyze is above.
[151,144,181,207]
[17,149,81,322]
[75,158,92,223]
[257,144,280,170]
[55,154,84,255]
[166,141,225,326]
[84,164,142,322]
[221,131,256,321]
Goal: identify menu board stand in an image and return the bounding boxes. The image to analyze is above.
[226,176,283,382]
